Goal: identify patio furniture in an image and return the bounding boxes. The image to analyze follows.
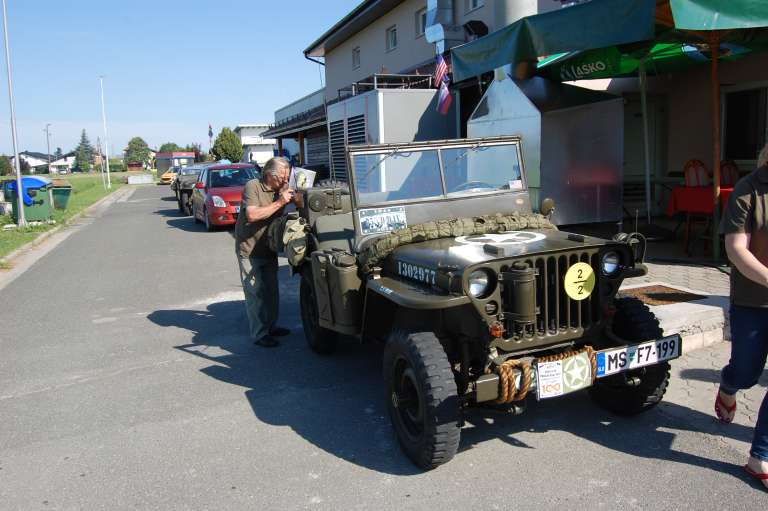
[720,160,740,187]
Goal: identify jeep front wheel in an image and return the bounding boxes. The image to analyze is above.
[383,330,460,469]
[299,268,337,355]
[589,297,671,415]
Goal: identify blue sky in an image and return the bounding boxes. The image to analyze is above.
[0,0,356,155]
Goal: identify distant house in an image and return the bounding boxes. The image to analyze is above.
[233,125,276,166]
[49,152,76,173]
[11,151,53,172]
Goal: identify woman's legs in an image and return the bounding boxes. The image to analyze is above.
[720,305,768,476]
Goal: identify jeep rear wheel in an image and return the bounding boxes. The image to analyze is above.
[383,330,460,470]
[589,297,671,415]
[179,191,192,216]
[299,268,337,355]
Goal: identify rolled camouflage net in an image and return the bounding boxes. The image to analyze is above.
[357,212,557,273]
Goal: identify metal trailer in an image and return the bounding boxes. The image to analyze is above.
[326,88,457,181]
[467,74,624,226]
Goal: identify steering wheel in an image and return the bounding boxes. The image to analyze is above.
[451,180,495,192]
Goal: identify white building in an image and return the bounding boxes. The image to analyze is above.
[49,153,76,174]
[11,151,52,172]
[233,125,276,166]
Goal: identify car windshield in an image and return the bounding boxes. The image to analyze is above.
[350,142,523,206]
[209,167,256,187]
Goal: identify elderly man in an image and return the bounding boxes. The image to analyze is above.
[234,157,295,347]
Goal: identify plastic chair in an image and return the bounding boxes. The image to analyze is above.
[682,159,710,255]
[719,160,740,187]
[683,159,710,187]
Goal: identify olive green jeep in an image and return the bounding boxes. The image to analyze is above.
[287,136,681,470]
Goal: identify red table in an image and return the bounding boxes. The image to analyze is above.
[666,186,734,216]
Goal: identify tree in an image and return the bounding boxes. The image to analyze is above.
[158,142,181,153]
[74,129,94,172]
[125,136,151,166]
[211,127,243,162]
[185,142,205,162]
[0,155,11,175]
[19,158,31,175]
[54,147,63,161]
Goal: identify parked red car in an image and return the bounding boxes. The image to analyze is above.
[191,163,259,230]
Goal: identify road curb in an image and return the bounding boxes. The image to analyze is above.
[0,185,134,267]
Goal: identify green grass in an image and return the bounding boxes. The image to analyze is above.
[0,172,128,261]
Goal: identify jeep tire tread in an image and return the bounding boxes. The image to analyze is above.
[383,329,461,469]
[299,268,337,355]
[589,297,671,415]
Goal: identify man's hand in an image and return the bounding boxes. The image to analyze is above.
[280,189,296,205]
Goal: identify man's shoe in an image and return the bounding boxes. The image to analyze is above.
[269,326,291,337]
[254,335,279,348]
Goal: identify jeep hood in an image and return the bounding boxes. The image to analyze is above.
[388,230,610,272]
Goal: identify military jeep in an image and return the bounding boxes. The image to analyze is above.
[291,136,681,470]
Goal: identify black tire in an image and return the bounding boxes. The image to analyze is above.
[589,297,671,415]
[383,329,461,469]
[180,192,192,216]
[313,179,349,193]
[299,268,337,355]
[204,207,214,231]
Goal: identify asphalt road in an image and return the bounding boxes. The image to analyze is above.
[0,185,766,510]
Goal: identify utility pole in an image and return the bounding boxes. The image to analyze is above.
[99,76,111,189]
[44,123,51,174]
[1,0,25,226]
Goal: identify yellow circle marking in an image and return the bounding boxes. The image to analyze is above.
[564,262,596,301]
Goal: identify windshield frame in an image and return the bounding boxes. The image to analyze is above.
[347,136,526,209]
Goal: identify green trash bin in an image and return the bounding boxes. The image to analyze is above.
[6,176,53,222]
[51,179,73,210]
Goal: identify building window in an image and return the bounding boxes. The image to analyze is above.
[352,46,360,69]
[724,86,768,164]
[386,25,398,51]
[416,8,427,37]
[466,0,484,13]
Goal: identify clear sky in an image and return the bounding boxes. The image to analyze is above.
[0,0,357,156]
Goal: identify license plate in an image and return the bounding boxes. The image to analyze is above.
[235,205,240,213]
[595,335,681,378]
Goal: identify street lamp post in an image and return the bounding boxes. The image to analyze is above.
[1,0,25,226]
[44,123,51,174]
[99,76,111,189]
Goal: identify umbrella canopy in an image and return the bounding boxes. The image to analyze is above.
[451,0,768,82]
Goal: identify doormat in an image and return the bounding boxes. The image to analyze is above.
[619,285,706,306]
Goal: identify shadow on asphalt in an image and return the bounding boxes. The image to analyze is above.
[680,367,768,388]
[160,196,177,202]
[147,268,758,483]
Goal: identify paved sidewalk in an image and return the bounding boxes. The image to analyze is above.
[628,261,731,296]
[665,342,768,461]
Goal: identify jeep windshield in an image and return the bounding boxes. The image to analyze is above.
[350,140,523,207]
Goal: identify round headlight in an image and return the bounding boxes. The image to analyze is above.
[601,251,620,275]
[468,269,492,298]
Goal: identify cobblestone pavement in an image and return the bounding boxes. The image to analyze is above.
[626,261,731,296]
[626,260,767,461]
[664,342,768,462]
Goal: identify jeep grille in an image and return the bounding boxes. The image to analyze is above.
[501,250,601,342]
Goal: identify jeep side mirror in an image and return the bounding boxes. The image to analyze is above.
[541,197,555,217]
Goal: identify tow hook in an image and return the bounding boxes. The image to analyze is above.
[625,375,641,387]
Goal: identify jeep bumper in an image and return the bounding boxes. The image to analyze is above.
[475,334,682,403]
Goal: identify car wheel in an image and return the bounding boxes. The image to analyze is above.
[383,329,460,470]
[180,192,192,216]
[192,202,201,224]
[204,207,214,231]
[589,297,671,415]
[299,267,337,355]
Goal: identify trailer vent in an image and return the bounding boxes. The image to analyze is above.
[329,120,346,181]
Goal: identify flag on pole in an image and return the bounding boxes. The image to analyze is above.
[208,123,213,139]
[433,54,448,87]
[437,77,453,115]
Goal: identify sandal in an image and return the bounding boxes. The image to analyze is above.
[715,391,737,423]
[744,465,768,489]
